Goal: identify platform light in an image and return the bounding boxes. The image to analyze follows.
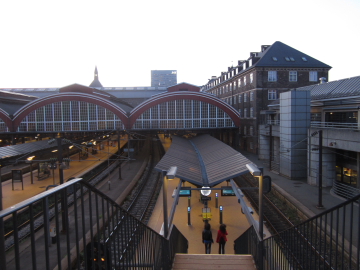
[166,166,178,180]
[246,163,261,176]
[200,186,211,196]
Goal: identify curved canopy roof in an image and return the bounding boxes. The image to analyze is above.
[155,134,252,187]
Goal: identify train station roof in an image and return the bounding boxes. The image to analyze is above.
[155,134,252,187]
[0,139,66,165]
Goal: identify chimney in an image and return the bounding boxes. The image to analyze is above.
[261,45,270,52]
[319,77,327,84]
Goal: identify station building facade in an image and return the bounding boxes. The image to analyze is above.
[0,81,240,146]
[201,41,331,155]
[258,76,360,198]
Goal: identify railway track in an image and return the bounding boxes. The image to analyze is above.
[234,174,295,235]
[121,138,163,223]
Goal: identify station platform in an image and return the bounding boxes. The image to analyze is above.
[148,135,270,255]
[148,134,348,255]
[1,140,126,210]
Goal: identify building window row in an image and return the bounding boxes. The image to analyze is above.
[267,70,319,82]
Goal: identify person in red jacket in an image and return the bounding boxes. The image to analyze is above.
[216,224,228,254]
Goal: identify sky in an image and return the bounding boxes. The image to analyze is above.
[0,0,359,89]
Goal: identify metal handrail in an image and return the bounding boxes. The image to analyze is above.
[1,179,186,270]
[311,121,360,130]
[238,194,360,269]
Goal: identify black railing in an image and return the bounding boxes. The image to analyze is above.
[236,194,360,270]
[0,178,188,270]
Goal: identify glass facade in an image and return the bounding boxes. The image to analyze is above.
[0,119,8,132]
[133,99,235,129]
[17,101,124,132]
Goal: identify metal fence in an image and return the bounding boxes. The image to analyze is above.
[0,178,187,270]
[333,180,360,200]
[235,194,360,270]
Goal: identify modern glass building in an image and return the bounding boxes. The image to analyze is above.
[151,70,177,87]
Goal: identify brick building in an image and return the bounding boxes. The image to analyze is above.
[201,41,331,154]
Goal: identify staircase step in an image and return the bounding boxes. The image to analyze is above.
[172,254,256,270]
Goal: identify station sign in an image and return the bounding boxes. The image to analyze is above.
[221,186,235,196]
[179,187,191,197]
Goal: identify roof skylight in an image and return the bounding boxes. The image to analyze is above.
[285,57,290,61]
[290,57,295,61]
[302,57,308,61]
[272,57,278,61]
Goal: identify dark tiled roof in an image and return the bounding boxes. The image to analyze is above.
[155,135,252,187]
[254,41,331,69]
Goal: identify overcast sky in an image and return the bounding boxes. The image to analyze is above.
[0,0,359,88]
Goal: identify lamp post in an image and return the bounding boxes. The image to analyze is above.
[162,166,177,238]
[246,163,264,270]
[26,156,35,184]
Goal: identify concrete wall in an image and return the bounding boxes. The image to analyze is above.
[279,90,311,179]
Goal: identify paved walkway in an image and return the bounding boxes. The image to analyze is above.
[240,151,345,218]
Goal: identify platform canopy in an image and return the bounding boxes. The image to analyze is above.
[0,139,67,165]
[155,134,252,187]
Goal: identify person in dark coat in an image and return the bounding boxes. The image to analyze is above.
[202,223,213,254]
[216,224,228,254]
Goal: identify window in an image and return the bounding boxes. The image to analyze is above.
[250,91,254,101]
[250,142,253,150]
[250,73,253,83]
[229,83,232,91]
[268,89,277,100]
[244,108,247,118]
[229,97,232,105]
[238,94,242,103]
[272,57,278,61]
[239,109,242,117]
[250,126,254,136]
[289,71,297,82]
[244,76,247,85]
[238,78,241,87]
[250,107,254,118]
[244,92,248,102]
[309,71,318,82]
[244,126,247,135]
[268,71,277,82]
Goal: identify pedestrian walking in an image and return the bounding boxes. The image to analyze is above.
[202,223,213,254]
[216,224,228,254]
